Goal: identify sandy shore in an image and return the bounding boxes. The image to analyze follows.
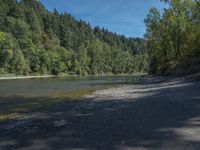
[0,75,200,150]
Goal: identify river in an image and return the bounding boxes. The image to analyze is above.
[0,75,141,118]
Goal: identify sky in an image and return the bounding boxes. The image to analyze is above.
[40,0,166,38]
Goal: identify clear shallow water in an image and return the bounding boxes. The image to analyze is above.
[0,75,141,98]
[0,75,141,119]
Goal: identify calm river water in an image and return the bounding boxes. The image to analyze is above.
[0,75,141,118]
[0,75,141,98]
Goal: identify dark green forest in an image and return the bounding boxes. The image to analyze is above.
[0,0,149,76]
[145,0,200,75]
[0,0,199,76]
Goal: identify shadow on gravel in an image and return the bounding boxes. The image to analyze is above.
[0,81,200,150]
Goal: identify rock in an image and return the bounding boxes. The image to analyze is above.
[54,120,67,127]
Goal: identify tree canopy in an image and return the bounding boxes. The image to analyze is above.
[145,0,200,75]
[0,0,149,75]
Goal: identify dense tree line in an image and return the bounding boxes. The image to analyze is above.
[145,0,200,75]
[0,0,149,75]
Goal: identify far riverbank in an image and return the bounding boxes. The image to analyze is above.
[0,73,146,80]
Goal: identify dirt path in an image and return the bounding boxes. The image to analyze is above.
[0,76,200,150]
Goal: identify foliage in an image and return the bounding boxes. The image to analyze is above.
[145,0,200,75]
[0,0,149,75]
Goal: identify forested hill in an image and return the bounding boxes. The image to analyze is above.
[0,0,149,76]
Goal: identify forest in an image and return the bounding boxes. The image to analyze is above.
[0,0,199,76]
[0,0,149,76]
[145,0,200,75]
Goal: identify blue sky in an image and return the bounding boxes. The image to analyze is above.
[40,0,166,38]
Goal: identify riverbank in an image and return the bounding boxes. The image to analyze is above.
[0,75,56,80]
[0,74,199,150]
[86,73,200,100]
[0,73,146,80]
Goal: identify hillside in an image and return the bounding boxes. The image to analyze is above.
[0,0,149,76]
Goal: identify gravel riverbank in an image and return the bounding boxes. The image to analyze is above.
[0,75,200,150]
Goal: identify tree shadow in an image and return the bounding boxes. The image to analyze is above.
[0,80,200,150]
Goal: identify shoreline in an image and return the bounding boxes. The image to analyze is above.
[0,75,200,149]
[0,75,56,80]
[0,73,146,80]
[86,74,200,100]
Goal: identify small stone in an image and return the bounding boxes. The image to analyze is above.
[54,120,67,127]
